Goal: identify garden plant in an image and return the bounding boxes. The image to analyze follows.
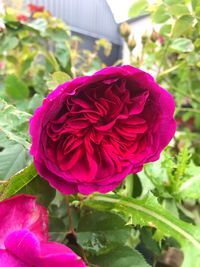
[0,1,200,266]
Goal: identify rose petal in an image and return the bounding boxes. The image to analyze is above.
[0,195,48,249]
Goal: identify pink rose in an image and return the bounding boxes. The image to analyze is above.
[0,195,86,267]
[30,66,176,195]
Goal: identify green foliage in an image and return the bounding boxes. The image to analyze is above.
[89,246,150,267]
[128,0,148,18]
[5,74,29,100]
[0,98,30,148]
[0,144,27,180]
[83,193,200,267]
[0,163,37,200]
[0,163,55,206]
[77,210,131,255]
[170,38,194,52]
[172,15,193,37]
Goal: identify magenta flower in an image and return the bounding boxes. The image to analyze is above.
[0,194,86,267]
[30,65,176,195]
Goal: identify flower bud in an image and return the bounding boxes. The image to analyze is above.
[127,37,136,51]
[141,34,148,45]
[150,30,159,42]
[119,22,131,40]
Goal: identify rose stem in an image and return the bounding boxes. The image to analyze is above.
[65,195,76,235]
[65,195,89,265]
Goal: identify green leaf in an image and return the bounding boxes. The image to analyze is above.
[128,0,148,18]
[46,28,69,42]
[178,174,200,199]
[170,38,194,52]
[159,24,171,36]
[164,0,184,4]
[172,15,193,37]
[5,75,29,100]
[0,144,27,180]
[83,194,200,267]
[89,246,150,267]
[52,71,71,84]
[192,0,199,11]
[177,163,200,199]
[0,35,19,53]
[0,163,37,200]
[18,175,56,207]
[152,4,170,23]
[44,51,60,71]
[55,43,70,69]
[0,99,31,148]
[168,4,190,16]
[77,210,131,255]
[28,18,47,33]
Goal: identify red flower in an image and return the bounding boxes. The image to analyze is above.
[30,66,176,195]
[28,3,45,13]
[17,14,29,22]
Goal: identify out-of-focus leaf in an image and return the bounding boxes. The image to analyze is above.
[159,24,171,36]
[152,4,170,23]
[172,15,193,37]
[0,99,31,148]
[52,71,71,84]
[28,18,47,33]
[192,0,199,11]
[77,210,131,255]
[55,43,70,69]
[46,28,69,42]
[0,35,19,52]
[89,246,150,267]
[83,194,200,267]
[128,0,148,18]
[170,38,194,52]
[168,4,190,16]
[5,74,29,100]
[28,93,43,112]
